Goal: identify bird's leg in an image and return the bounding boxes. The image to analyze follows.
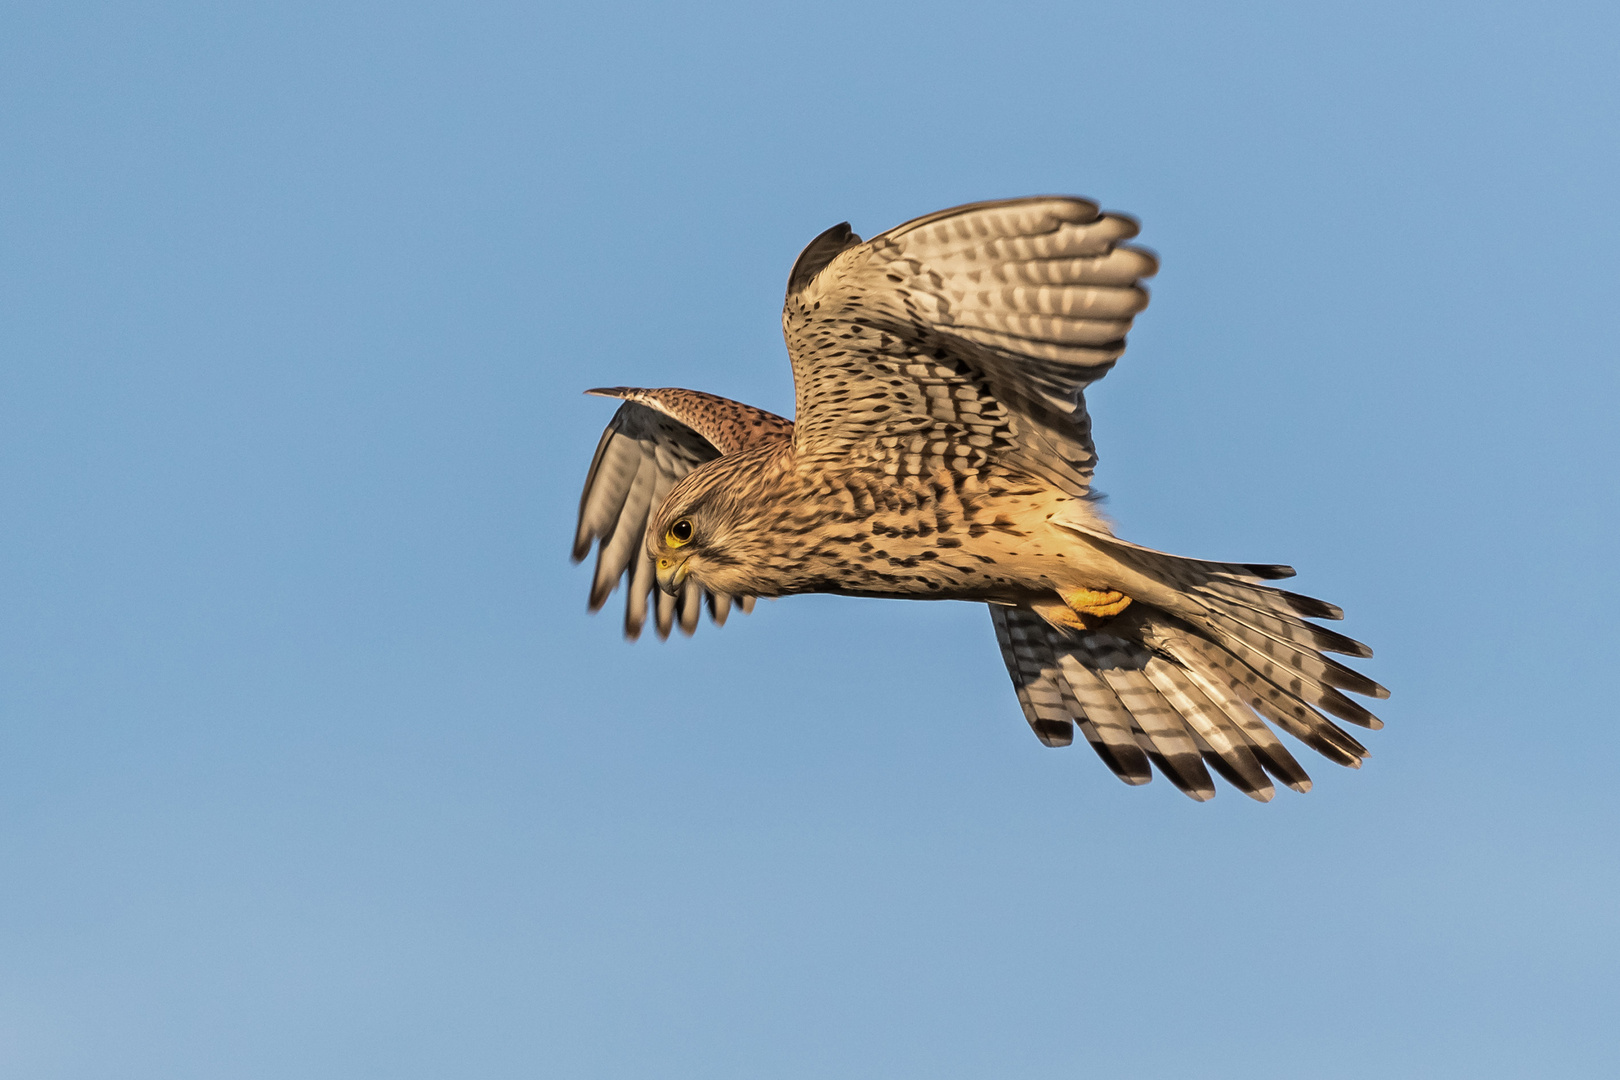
[1031,587,1133,632]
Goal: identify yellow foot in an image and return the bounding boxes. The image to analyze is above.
[1031,587,1133,633]
[1062,587,1132,620]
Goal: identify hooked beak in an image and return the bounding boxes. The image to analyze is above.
[655,555,689,596]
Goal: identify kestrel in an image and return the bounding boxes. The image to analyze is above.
[572,197,1385,801]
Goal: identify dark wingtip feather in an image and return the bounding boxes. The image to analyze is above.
[1329,670,1391,703]
[1319,689,1385,730]
[1249,742,1312,793]
[584,387,633,399]
[1033,719,1074,747]
[1313,625,1373,658]
[787,222,862,294]
[1145,752,1216,802]
[1273,589,1344,621]
[1202,753,1275,803]
[1319,660,1389,702]
[1081,733,1153,785]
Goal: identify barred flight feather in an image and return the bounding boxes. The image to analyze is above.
[574,196,1385,803]
[572,392,784,639]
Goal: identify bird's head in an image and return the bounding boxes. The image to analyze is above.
[646,455,772,598]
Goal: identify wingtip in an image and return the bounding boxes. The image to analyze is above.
[1032,719,1074,747]
[1104,210,1142,241]
[787,221,863,294]
[1127,243,1161,278]
[585,387,632,399]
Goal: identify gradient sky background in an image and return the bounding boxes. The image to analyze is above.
[3,2,1618,1077]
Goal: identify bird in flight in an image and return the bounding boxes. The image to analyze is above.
[572,197,1385,801]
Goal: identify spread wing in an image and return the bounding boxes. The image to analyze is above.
[988,536,1386,801]
[780,197,1383,800]
[990,605,1316,802]
[782,196,1157,496]
[573,387,791,639]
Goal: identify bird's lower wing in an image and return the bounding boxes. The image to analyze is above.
[990,605,1310,801]
[988,533,1387,802]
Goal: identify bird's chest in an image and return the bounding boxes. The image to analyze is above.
[776,468,1065,600]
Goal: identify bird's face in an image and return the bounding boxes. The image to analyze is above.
[646,466,751,598]
[649,507,699,596]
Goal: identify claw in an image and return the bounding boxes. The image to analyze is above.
[1031,588,1133,633]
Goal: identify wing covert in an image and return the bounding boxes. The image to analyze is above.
[782,197,1158,497]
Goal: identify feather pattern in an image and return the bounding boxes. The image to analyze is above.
[572,390,789,639]
[783,197,1159,499]
[989,602,1348,802]
[574,197,1385,802]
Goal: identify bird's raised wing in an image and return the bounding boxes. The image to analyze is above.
[574,388,791,639]
[782,196,1157,496]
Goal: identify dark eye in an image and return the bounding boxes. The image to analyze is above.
[667,518,694,546]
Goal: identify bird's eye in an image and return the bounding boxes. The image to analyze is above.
[666,518,694,547]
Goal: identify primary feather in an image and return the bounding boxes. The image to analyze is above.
[572,197,1384,799]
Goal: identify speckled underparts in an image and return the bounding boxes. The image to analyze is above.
[573,197,1385,802]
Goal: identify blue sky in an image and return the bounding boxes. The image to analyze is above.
[3,1,1617,1076]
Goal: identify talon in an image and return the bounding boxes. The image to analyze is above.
[1029,588,1133,633]
[1061,587,1132,625]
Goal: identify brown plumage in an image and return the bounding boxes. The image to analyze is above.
[572,197,1386,801]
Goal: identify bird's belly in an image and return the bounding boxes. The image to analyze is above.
[793,506,1112,605]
